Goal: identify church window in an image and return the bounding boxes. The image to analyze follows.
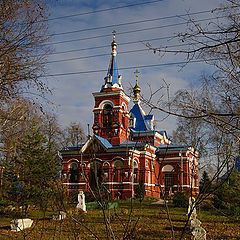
[129,114,136,128]
[122,113,125,127]
[148,171,151,184]
[164,173,173,195]
[133,160,138,169]
[81,163,86,168]
[113,160,123,169]
[113,160,123,182]
[132,160,138,182]
[103,104,113,127]
[162,164,174,195]
[103,161,110,167]
[69,162,79,183]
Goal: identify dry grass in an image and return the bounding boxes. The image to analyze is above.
[0,199,239,239]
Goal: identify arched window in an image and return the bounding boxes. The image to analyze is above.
[133,160,138,182]
[162,164,174,195]
[113,160,123,169]
[80,163,86,168]
[103,161,110,167]
[133,160,138,168]
[113,160,123,182]
[103,104,113,127]
[69,162,79,183]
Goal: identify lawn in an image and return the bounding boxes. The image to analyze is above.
[0,198,239,239]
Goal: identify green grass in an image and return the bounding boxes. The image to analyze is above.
[0,199,239,239]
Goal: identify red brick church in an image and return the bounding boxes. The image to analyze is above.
[60,33,199,199]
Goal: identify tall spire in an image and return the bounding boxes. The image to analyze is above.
[102,30,122,91]
[133,69,141,102]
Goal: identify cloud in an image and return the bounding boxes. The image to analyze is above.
[46,0,221,135]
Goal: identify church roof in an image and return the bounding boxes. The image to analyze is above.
[156,144,189,152]
[95,135,146,149]
[60,144,83,152]
[94,135,112,149]
[145,114,153,120]
[119,140,147,148]
[130,103,151,131]
[108,53,120,86]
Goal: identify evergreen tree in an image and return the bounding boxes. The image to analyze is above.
[135,178,145,203]
[4,123,58,215]
[213,169,240,216]
[199,171,211,193]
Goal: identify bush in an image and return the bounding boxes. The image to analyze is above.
[213,169,240,216]
[173,192,188,208]
[199,197,213,211]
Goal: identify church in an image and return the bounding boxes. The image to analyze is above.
[60,33,199,199]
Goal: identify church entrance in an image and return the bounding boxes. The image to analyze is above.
[162,164,174,196]
[164,173,173,195]
[89,160,103,190]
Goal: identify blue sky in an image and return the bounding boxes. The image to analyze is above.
[44,0,220,136]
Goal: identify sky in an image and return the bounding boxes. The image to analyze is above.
[44,0,221,137]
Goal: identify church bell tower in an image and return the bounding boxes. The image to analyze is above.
[92,31,130,145]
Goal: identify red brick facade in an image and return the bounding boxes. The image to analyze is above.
[60,36,199,199]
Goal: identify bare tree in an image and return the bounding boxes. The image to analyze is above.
[145,0,240,142]
[0,0,51,101]
[62,122,86,148]
[0,98,43,160]
[143,2,240,238]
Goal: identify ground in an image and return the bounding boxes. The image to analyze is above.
[0,198,239,239]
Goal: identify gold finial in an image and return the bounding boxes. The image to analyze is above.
[112,30,117,47]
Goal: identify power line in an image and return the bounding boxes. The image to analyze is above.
[50,9,215,37]
[46,49,148,64]
[48,16,222,46]
[50,36,175,54]
[44,58,218,77]
[50,35,216,55]
[48,0,163,21]
[48,1,238,23]
[46,41,217,64]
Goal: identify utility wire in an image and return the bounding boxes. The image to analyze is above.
[50,9,216,37]
[46,41,216,64]
[48,2,238,22]
[49,36,177,54]
[46,49,148,64]
[44,58,219,77]
[48,0,164,21]
[50,35,215,55]
[47,16,223,46]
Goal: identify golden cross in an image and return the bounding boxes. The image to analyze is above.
[134,69,139,84]
[112,30,116,40]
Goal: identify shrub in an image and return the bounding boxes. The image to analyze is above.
[213,169,240,216]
